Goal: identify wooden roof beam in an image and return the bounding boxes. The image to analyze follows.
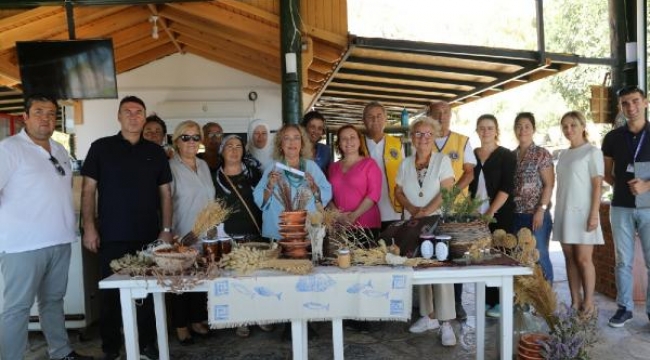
[114,36,170,63]
[148,4,183,55]
[74,7,150,40]
[0,8,68,51]
[217,0,279,24]
[115,42,176,73]
[0,6,60,31]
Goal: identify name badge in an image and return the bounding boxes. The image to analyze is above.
[627,163,635,173]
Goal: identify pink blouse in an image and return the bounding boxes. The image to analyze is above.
[328,157,382,228]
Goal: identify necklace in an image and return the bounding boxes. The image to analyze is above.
[414,153,430,197]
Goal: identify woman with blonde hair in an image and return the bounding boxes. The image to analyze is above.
[553,111,604,317]
[168,120,214,344]
[395,117,457,346]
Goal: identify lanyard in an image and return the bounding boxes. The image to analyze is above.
[627,130,647,163]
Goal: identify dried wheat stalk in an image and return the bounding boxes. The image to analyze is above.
[190,199,233,237]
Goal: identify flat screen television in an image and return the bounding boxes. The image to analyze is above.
[16,39,118,100]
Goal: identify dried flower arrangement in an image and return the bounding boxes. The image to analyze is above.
[440,186,492,223]
[273,178,312,211]
[494,228,599,360]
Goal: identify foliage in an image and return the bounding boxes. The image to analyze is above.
[540,304,599,360]
[440,186,491,223]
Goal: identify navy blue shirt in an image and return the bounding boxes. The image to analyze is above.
[81,132,172,242]
[602,122,650,208]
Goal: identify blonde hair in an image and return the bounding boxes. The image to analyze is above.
[560,111,588,141]
[171,120,202,152]
[409,116,442,137]
[273,124,313,160]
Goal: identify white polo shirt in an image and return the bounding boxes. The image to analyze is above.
[0,129,76,253]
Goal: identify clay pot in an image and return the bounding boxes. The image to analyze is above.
[278,240,310,258]
[280,231,308,240]
[279,223,306,232]
[279,210,307,225]
[517,333,549,360]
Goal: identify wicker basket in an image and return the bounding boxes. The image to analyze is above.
[153,248,198,271]
[436,219,492,259]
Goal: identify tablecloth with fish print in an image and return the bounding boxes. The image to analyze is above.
[207,265,413,328]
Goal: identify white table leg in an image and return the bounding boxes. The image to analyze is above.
[153,292,169,360]
[291,320,308,360]
[500,277,514,360]
[332,318,344,360]
[119,288,140,360]
[475,282,486,360]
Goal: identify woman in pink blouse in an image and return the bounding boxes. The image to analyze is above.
[328,125,382,237]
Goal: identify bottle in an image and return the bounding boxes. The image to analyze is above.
[401,108,409,127]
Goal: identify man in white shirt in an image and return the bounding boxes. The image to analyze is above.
[360,101,405,230]
[0,94,92,360]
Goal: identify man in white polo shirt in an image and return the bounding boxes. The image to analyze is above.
[0,94,92,360]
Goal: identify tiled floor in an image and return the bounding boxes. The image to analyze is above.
[23,242,650,359]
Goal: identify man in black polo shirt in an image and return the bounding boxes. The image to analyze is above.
[602,85,650,328]
[81,96,172,360]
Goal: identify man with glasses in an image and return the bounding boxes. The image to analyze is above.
[198,121,224,178]
[427,100,476,321]
[0,94,92,359]
[81,96,172,360]
[602,85,650,328]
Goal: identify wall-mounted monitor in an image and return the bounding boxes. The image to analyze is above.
[17,39,118,100]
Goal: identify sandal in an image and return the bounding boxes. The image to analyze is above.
[191,322,210,336]
[259,324,274,332]
[236,326,250,338]
[176,327,194,346]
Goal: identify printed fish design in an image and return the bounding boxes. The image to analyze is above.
[303,302,330,311]
[254,286,282,300]
[295,274,336,292]
[362,289,389,299]
[346,280,373,294]
[232,282,255,299]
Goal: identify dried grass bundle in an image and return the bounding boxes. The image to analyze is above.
[273,179,312,211]
[191,199,233,236]
[515,265,557,328]
[259,259,313,275]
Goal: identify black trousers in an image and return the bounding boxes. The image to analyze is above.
[99,242,156,354]
[170,292,208,329]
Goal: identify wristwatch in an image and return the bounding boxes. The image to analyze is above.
[162,227,172,233]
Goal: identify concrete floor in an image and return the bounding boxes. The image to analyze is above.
[23,242,650,360]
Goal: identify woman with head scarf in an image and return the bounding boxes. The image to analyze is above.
[247,119,275,171]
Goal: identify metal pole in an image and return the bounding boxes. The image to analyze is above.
[535,0,546,63]
[280,0,302,125]
[636,0,647,93]
[65,0,76,40]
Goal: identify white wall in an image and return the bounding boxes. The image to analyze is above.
[74,53,282,159]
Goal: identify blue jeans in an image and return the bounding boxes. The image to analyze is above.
[610,206,650,312]
[513,210,553,282]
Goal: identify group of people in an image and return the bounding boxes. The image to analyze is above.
[2,85,650,359]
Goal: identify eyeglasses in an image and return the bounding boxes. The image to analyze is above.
[207,132,223,139]
[179,134,201,142]
[617,85,646,97]
[413,131,433,138]
[49,156,65,176]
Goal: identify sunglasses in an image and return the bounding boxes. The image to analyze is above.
[179,134,201,142]
[49,156,65,176]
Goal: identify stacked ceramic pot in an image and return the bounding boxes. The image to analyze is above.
[517,333,548,360]
[278,210,310,258]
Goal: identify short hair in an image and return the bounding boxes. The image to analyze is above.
[273,124,313,160]
[362,101,386,120]
[476,114,500,142]
[119,95,146,112]
[302,110,326,127]
[202,122,222,136]
[145,114,167,135]
[409,116,442,137]
[24,93,58,114]
[171,120,201,152]
[514,112,536,131]
[617,85,646,98]
[560,110,589,141]
[334,125,366,158]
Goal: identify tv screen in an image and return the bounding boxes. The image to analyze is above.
[17,39,118,100]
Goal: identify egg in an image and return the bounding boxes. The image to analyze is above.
[420,240,434,259]
[435,242,449,261]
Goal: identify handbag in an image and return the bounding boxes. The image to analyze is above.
[378,215,440,257]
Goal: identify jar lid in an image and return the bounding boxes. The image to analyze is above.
[201,238,219,243]
[217,236,232,242]
[338,248,350,254]
[419,234,435,239]
[436,235,452,240]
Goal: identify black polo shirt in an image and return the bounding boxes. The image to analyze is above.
[602,122,650,208]
[81,132,172,242]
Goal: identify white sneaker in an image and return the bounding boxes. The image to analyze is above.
[440,321,456,346]
[409,316,440,333]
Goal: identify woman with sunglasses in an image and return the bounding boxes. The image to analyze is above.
[395,117,457,346]
[168,120,214,345]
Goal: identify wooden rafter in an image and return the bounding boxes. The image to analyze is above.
[147,4,183,54]
[115,42,176,73]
